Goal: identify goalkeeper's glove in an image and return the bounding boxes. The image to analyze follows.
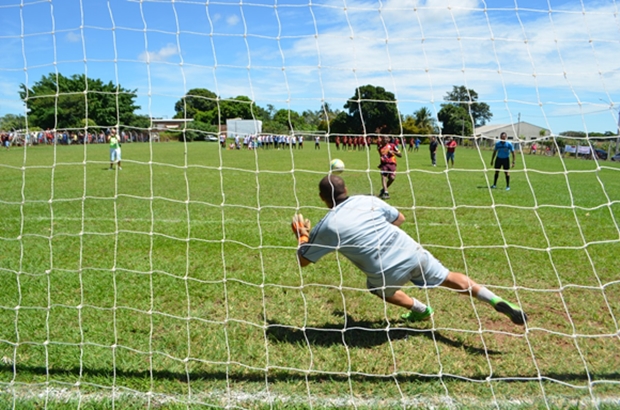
[291,214,311,244]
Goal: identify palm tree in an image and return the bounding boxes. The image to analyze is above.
[413,107,435,134]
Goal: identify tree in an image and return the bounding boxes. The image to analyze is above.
[328,111,354,134]
[253,105,272,123]
[343,85,400,134]
[413,107,436,134]
[262,120,290,134]
[401,115,421,135]
[174,88,217,119]
[0,114,27,131]
[273,109,302,131]
[437,104,472,136]
[19,73,140,130]
[127,114,152,130]
[177,92,257,125]
[443,85,492,126]
[214,96,255,125]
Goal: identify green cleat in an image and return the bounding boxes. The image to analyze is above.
[491,297,527,325]
[401,306,434,323]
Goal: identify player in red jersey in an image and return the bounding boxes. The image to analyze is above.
[377,136,402,199]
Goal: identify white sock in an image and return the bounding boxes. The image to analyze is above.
[411,298,428,313]
[476,287,498,304]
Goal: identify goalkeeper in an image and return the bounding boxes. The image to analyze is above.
[291,175,527,325]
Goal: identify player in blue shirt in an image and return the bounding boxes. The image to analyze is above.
[291,175,528,325]
[490,132,516,190]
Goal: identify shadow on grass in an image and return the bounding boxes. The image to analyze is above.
[265,312,499,357]
[2,363,617,385]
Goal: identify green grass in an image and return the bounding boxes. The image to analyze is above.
[1,141,620,409]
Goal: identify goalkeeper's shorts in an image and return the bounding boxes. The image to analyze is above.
[366,250,449,297]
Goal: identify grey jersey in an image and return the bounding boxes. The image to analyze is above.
[299,195,423,282]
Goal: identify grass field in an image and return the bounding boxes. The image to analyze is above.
[1,141,619,409]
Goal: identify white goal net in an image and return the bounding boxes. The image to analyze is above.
[0,0,619,408]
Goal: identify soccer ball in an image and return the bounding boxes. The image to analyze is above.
[330,159,345,174]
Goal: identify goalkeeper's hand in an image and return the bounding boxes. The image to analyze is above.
[291,214,311,244]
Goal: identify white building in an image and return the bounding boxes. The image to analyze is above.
[151,118,194,130]
[226,119,262,139]
[475,122,548,142]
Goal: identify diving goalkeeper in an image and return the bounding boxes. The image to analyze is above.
[291,175,527,325]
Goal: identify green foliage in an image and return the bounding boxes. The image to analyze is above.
[79,118,98,128]
[273,108,313,131]
[343,84,400,134]
[262,120,290,134]
[173,88,217,119]
[0,113,27,131]
[175,120,218,141]
[413,107,437,134]
[19,73,140,130]
[560,130,616,138]
[443,85,492,126]
[437,104,473,136]
[127,114,152,130]
[217,96,255,124]
[328,111,354,134]
[253,104,273,122]
[402,107,437,135]
[401,115,420,135]
[175,90,256,126]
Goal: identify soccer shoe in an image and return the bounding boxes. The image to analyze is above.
[381,192,390,200]
[505,187,510,191]
[490,297,527,325]
[401,306,434,323]
[491,185,496,189]
[118,167,122,170]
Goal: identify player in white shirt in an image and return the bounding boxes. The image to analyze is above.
[292,175,528,325]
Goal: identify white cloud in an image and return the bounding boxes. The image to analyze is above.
[277,0,620,98]
[123,0,619,131]
[138,44,179,63]
[66,31,81,43]
[226,14,240,26]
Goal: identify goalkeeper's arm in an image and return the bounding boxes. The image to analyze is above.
[292,214,312,267]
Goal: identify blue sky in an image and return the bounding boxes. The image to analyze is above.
[0,0,618,135]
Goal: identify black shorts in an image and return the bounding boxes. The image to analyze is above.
[494,157,510,170]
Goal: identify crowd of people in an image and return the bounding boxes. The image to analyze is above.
[0,129,155,149]
[220,134,442,153]
[220,134,309,150]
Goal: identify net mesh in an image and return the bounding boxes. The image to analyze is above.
[0,0,619,408]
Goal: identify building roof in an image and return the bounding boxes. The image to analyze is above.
[475,121,545,135]
[475,124,511,134]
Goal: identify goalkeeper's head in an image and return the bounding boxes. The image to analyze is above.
[319,175,348,209]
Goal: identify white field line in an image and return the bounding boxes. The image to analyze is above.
[0,386,618,408]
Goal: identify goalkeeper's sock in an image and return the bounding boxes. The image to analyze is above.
[411,298,428,313]
[476,287,498,304]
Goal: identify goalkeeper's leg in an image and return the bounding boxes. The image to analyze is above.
[377,290,433,323]
[440,272,527,325]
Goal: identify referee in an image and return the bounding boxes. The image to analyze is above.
[490,132,515,191]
